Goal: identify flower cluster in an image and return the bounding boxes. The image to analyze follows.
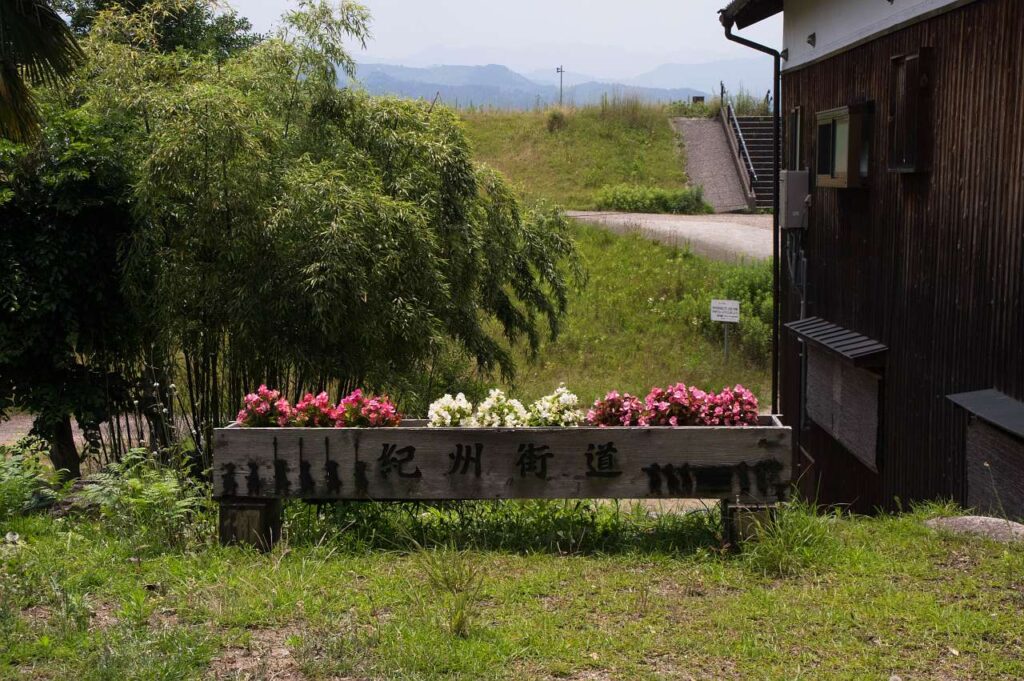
[427,393,475,427]
[335,389,402,427]
[235,387,401,428]
[645,383,700,427]
[236,385,293,427]
[291,391,337,428]
[528,384,584,427]
[588,383,760,427]
[704,385,759,426]
[469,389,529,428]
[586,391,648,427]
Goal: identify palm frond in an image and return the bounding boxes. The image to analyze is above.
[0,58,40,141]
[0,0,84,142]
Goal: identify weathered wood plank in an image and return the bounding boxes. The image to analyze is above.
[213,417,791,504]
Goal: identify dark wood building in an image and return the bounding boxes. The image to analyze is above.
[720,0,1024,516]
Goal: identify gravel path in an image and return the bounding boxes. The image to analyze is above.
[672,117,750,213]
[567,210,772,262]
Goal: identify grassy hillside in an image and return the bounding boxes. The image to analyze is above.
[499,223,771,405]
[461,99,688,210]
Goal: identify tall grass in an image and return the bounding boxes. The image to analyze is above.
[743,498,839,577]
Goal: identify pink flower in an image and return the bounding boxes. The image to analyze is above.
[587,391,647,427]
[235,386,292,427]
[335,389,402,428]
[291,391,336,427]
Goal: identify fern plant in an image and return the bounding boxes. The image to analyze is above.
[0,436,56,521]
[81,450,213,551]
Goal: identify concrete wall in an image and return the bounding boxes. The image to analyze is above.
[782,0,974,71]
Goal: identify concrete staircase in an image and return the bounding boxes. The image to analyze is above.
[733,116,776,210]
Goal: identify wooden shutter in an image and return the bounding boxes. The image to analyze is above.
[889,48,933,173]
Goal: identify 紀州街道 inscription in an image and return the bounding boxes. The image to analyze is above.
[213,418,791,505]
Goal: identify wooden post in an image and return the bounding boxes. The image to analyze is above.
[218,499,282,550]
[722,500,778,546]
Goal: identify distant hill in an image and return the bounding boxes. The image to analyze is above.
[349,63,707,109]
[628,58,773,97]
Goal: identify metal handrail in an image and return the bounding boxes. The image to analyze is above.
[728,102,758,183]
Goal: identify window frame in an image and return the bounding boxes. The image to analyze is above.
[815,103,872,189]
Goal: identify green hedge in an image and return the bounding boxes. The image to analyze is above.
[595,184,714,215]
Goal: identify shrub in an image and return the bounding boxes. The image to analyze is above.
[595,184,714,215]
[0,436,56,521]
[546,108,567,133]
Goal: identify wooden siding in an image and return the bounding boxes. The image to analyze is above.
[780,0,1024,510]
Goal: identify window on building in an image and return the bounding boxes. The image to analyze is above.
[889,48,933,173]
[815,104,872,188]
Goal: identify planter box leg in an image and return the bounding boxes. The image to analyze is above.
[722,500,778,546]
[219,499,282,551]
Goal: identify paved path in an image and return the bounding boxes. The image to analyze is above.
[672,117,750,213]
[568,211,772,262]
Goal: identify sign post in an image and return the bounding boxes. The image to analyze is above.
[710,300,741,362]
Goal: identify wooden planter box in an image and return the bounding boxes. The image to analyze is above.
[213,416,791,548]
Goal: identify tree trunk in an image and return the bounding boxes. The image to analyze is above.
[49,415,81,479]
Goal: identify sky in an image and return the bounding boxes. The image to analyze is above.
[227,0,782,80]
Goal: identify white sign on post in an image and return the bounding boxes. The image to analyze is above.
[710,299,741,323]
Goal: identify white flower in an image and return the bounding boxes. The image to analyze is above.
[427,392,474,427]
[471,389,528,428]
[528,384,584,427]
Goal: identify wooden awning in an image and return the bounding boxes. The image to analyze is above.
[785,316,887,367]
[948,389,1024,439]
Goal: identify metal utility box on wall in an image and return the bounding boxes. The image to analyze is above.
[779,170,809,229]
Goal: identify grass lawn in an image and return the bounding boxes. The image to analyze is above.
[499,223,770,406]
[461,102,687,210]
[2,502,1022,679]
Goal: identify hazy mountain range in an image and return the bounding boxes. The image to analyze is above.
[347,58,770,109]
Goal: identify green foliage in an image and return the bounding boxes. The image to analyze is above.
[2,0,579,466]
[462,100,687,209]
[57,0,261,57]
[0,436,56,521]
[679,258,773,364]
[0,107,139,476]
[80,450,213,551]
[594,183,713,215]
[743,498,839,577]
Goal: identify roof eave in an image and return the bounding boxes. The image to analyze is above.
[719,0,783,30]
